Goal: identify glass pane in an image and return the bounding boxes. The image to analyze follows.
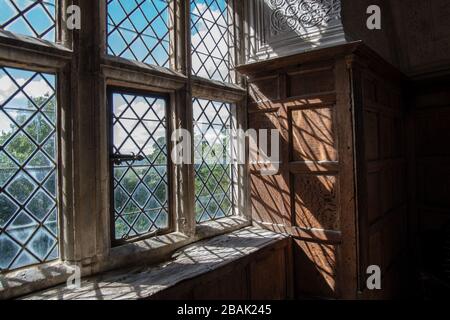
[193,98,234,223]
[0,0,56,41]
[107,0,171,68]
[191,0,232,82]
[111,92,169,242]
[0,66,58,272]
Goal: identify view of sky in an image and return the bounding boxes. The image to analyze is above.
[0,0,231,81]
[107,0,171,67]
[112,93,167,157]
[0,0,56,41]
[0,68,55,144]
[0,0,231,108]
[107,0,231,81]
[191,0,231,82]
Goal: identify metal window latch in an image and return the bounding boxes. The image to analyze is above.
[111,153,145,165]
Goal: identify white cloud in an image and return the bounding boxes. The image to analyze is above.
[0,75,18,104]
[0,75,54,138]
[113,99,167,155]
[20,78,53,98]
[191,3,230,81]
[0,75,53,105]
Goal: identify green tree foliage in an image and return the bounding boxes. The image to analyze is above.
[114,135,169,239]
[1,95,56,162]
[194,132,233,222]
[0,94,56,270]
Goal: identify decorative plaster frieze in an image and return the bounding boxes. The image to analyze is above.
[245,0,346,62]
[269,0,341,33]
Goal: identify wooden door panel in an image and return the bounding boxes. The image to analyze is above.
[291,107,337,162]
[293,174,339,231]
[251,174,290,226]
[249,108,291,226]
[249,75,280,103]
[242,56,364,299]
[293,240,338,298]
[247,62,344,299]
[250,249,287,300]
[287,68,335,98]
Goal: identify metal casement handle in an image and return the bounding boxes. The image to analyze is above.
[111,153,145,165]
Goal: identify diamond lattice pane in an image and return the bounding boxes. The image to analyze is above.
[193,98,234,223]
[107,0,171,68]
[112,92,169,242]
[0,0,56,41]
[191,0,232,82]
[0,66,58,272]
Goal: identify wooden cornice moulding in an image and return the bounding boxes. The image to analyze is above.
[237,41,407,83]
[236,41,362,75]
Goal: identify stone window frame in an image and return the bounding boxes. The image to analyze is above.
[0,0,249,299]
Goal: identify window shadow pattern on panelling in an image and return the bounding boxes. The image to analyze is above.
[191,0,232,82]
[193,98,234,223]
[107,0,170,67]
[111,92,169,241]
[0,67,58,272]
[0,0,56,41]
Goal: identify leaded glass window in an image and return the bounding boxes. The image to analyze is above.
[0,66,58,272]
[193,98,234,223]
[0,0,56,42]
[111,91,169,243]
[191,0,232,82]
[107,0,171,68]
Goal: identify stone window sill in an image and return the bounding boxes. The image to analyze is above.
[0,217,250,299]
[21,226,287,300]
[107,217,251,268]
[0,29,72,58]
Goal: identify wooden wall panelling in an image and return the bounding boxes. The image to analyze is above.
[249,109,291,227]
[354,60,408,298]
[248,69,292,229]
[285,60,342,299]
[409,76,450,295]
[293,175,339,231]
[414,89,450,232]
[247,59,353,299]
[334,57,359,299]
[349,60,370,295]
[290,106,338,163]
[293,239,339,298]
[239,43,408,300]
[248,74,280,103]
[193,267,248,300]
[287,64,335,98]
[245,56,359,299]
[249,247,287,300]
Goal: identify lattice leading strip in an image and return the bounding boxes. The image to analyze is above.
[112,93,169,241]
[0,66,59,272]
[191,0,232,83]
[193,98,234,223]
[107,0,171,68]
[0,0,56,41]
